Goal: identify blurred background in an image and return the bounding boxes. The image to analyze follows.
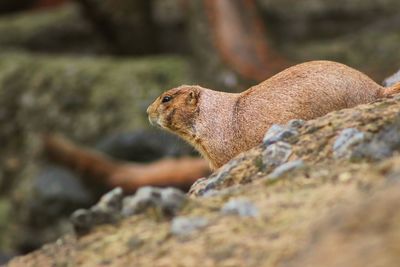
[0,0,399,263]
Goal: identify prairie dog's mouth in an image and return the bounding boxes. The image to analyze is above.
[148,116,162,128]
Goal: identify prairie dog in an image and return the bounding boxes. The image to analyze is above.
[147,61,400,169]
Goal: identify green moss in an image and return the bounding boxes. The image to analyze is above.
[286,28,400,81]
[0,52,191,141]
[0,199,11,251]
[0,3,107,53]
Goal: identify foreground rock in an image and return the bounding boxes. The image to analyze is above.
[7,92,400,266]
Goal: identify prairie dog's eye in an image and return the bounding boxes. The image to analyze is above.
[162,95,172,103]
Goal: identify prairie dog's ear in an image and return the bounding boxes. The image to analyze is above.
[187,89,199,105]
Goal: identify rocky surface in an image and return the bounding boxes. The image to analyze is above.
[7,90,400,266]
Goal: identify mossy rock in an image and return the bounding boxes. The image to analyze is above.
[259,0,400,40]
[287,23,400,82]
[0,51,192,254]
[258,0,400,81]
[0,3,108,54]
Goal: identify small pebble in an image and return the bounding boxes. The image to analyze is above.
[267,159,305,180]
[333,128,365,159]
[263,124,298,146]
[122,186,186,217]
[70,209,92,232]
[170,216,208,236]
[95,187,124,212]
[287,119,305,129]
[221,198,259,217]
[70,187,123,234]
[160,187,187,213]
[262,141,292,169]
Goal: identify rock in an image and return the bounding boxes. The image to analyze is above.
[69,209,93,235]
[29,165,95,226]
[77,0,157,55]
[34,165,93,203]
[0,252,14,265]
[352,117,400,161]
[258,0,400,81]
[0,3,108,54]
[383,69,400,87]
[267,159,305,180]
[263,124,299,146]
[190,138,294,197]
[94,187,124,213]
[170,216,208,236]
[7,82,400,267]
[188,149,262,197]
[262,141,292,170]
[221,198,259,217]
[0,51,191,253]
[96,129,196,163]
[287,119,306,129]
[122,187,187,217]
[70,188,123,234]
[333,128,365,159]
[160,188,188,215]
[189,121,303,197]
[70,186,187,234]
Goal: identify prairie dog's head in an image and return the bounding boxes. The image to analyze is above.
[147,85,202,138]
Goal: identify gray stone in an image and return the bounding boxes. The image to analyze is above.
[34,165,92,205]
[70,209,92,230]
[262,141,292,170]
[333,128,365,159]
[95,187,124,212]
[122,187,187,217]
[122,187,161,216]
[96,129,196,162]
[170,216,208,236]
[31,165,94,221]
[160,187,187,214]
[190,156,245,196]
[352,118,400,161]
[267,160,305,180]
[70,187,123,234]
[221,198,259,217]
[263,124,299,146]
[287,119,306,129]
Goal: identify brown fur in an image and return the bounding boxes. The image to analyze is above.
[147,61,400,170]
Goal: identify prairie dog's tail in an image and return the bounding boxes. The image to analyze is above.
[380,82,400,97]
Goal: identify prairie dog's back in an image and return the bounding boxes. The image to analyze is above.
[241,61,381,119]
[235,61,382,145]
